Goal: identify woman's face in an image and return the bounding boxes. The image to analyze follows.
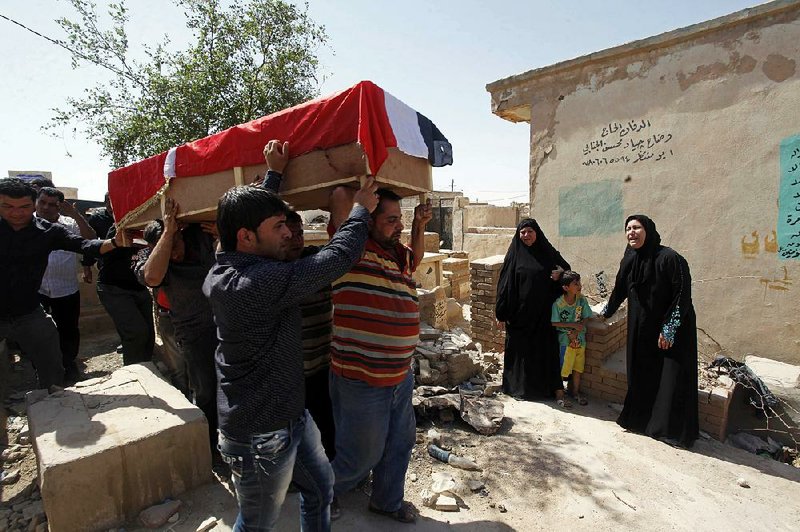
[626,219,647,249]
[519,226,537,247]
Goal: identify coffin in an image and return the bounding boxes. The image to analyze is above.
[109,81,452,228]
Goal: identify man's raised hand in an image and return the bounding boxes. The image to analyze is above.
[162,197,180,235]
[353,176,379,213]
[263,140,289,173]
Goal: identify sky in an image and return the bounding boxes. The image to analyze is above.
[0,0,759,203]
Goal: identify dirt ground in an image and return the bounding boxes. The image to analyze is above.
[3,333,800,532]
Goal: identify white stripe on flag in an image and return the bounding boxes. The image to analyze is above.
[383,91,428,159]
[164,147,177,177]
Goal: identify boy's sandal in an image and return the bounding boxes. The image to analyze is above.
[368,501,417,523]
[557,398,573,409]
[576,394,589,406]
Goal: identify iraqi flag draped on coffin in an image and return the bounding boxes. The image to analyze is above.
[109,80,453,229]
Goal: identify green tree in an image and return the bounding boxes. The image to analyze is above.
[47,0,328,168]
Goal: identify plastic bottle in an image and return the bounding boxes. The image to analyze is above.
[427,444,482,471]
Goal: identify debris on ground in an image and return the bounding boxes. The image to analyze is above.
[196,515,219,531]
[428,444,481,471]
[139,498,183,528]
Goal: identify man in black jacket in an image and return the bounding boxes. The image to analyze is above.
[1,178,124,389]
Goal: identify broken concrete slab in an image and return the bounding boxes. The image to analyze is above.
[447,352,479,386]
[417,394,461,413]
[27,363,213,532]
[420,324,442,341]
[416,386,450,397]
[460,394,505,435]
[743,355,800,389]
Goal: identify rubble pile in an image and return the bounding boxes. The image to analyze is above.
[412,325,505,435]
[1,414,48,532]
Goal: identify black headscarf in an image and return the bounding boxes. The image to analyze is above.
[495,218,568,323]
[615,214,662,296]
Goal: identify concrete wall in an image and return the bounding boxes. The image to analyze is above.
[462,228,515,261]
[487,1,800,364]
[463,204,520,229]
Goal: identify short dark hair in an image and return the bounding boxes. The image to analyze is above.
[30,177,55,188]
[373,188,402,217]
[560,270,581,287]
[143,219,165,246]
[0,178,37,201]
[37,187,64,202]
[285,210,302,225]
[216,186,290,251]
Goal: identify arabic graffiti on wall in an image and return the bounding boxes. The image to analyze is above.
[558,180,622,237]
[741,230,779,258]
[582,119,674,167]
[778,134,800,260]
[760,265,792,296]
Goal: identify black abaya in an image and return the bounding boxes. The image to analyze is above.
[604,215,699,447]
[496,219,570,399]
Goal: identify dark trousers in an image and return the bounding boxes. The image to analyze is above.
[96,283,154,365]
[39,291,81,368]
[154,307,190,397]
[305,368,336,460]
[176,325,219,450]
[0,307,64,389]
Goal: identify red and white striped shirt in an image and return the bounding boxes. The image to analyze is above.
[330,238,419,387]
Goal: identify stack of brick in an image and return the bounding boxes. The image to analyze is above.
[698,385,734,441]
[581,316,629,403]
[469,255,505,352]
[442,257,470,301]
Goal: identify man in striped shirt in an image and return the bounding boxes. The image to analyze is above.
[328,187,431,523]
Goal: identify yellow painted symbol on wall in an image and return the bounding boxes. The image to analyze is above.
[764,230,778,253]
[741,231,759,258]
[759,265,792,295]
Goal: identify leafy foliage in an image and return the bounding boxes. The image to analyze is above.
[47,0,328,168]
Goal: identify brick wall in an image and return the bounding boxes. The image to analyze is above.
[581,317,628,404]
[469,255,505,352]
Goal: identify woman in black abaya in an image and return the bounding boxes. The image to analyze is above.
[495,219,571,405]
[603,215,699,447]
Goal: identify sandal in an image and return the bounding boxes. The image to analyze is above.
[575,394,588,406]
[368,501,417,523]
[556,398,573,409]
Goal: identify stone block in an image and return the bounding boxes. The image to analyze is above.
[442,257,470,272]
[27,363,212,532]
[419,286,448,330]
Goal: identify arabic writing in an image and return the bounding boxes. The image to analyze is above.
[778,134,800,260]
[582,119,675,167]
[760,265,792,295]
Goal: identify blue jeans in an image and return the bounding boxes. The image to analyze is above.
[218,410,333,532]
[329,370,415,512]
